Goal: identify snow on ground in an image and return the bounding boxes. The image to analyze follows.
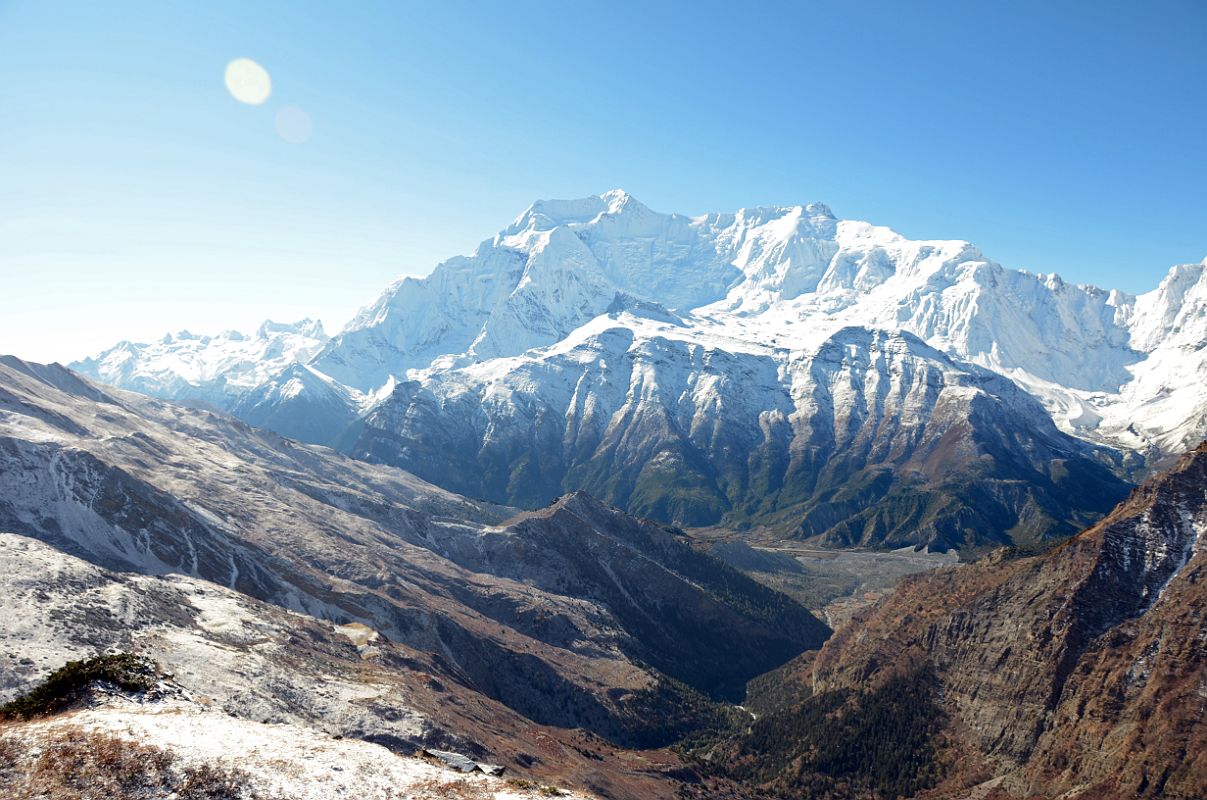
[5,697,591,800]
[0,532,423,741]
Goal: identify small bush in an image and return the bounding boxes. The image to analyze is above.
[0,653,157,720]
[507,778,565,797]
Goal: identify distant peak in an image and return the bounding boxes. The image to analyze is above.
[598,188,632,203]
[257,318,328,340]
[598,188,642,212]
[729,200,838,228]
[507,190,656,235]
[160,330,198,344]
[1169,261,1207,280]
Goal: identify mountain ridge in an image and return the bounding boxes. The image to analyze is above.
[0,355,824,759]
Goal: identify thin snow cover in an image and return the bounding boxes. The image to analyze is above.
[0,533,423,741]
[12,699,588,800]
[1152,502,1207,606]
[73,192,1207,462]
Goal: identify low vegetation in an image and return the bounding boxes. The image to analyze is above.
[0,727,263,800]
[507,779,567,796]
[623,675,748,749]
[0,653,157,720]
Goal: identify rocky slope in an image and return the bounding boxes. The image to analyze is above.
[2,692,597,800]
[0,355,826,796]
[0,533,664,799]
[712,440,1207,799]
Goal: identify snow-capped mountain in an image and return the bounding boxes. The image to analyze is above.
[72,318,329,408]
[229,361,365,446]
[69,192,1207,548]
[308,191,1206,457]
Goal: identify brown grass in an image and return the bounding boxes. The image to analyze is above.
[402,776,495,799]
[0,726,264,800]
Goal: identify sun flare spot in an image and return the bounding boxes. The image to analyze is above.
[224,58,271,105]
[275,106,312,143]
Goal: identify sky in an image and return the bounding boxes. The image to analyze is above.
[2,0,1205,363]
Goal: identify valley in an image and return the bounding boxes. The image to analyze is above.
[700,536,959,628]
[5,1,1203,795]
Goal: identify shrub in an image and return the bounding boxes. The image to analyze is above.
[0,653,157,720]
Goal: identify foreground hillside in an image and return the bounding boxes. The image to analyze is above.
[0,355,825,798]
[706,441,1207,798]
[0,653,594,800]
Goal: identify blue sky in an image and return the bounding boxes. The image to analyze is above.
[2,0,1205,362]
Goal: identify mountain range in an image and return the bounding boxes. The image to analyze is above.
[3,354,1203,799]
[73,191,1206,550]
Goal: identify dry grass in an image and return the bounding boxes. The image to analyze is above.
[508,778,568,797]
[0,726,264,800]
[400,776,494,799]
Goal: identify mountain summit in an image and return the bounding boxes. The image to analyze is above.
[71,193,1207,548]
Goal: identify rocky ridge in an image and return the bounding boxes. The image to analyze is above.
[0,355,825,798]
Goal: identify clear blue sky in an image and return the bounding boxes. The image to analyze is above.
[2,0,1204,362]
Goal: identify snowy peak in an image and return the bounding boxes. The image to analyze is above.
[315,192,867,389]
[257,317,328,341]
[504,189,650,235]
[74,191,1207,475]
[229,362,360,446]
[1130,260,1207,352]
[71,318,329,406]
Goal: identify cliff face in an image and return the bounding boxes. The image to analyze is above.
[721,442,1207,799]
[350,325,1131,552]
[822,441,1207,798]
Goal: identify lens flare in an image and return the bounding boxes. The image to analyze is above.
[224,58,271,105]
[275,106,313,143]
